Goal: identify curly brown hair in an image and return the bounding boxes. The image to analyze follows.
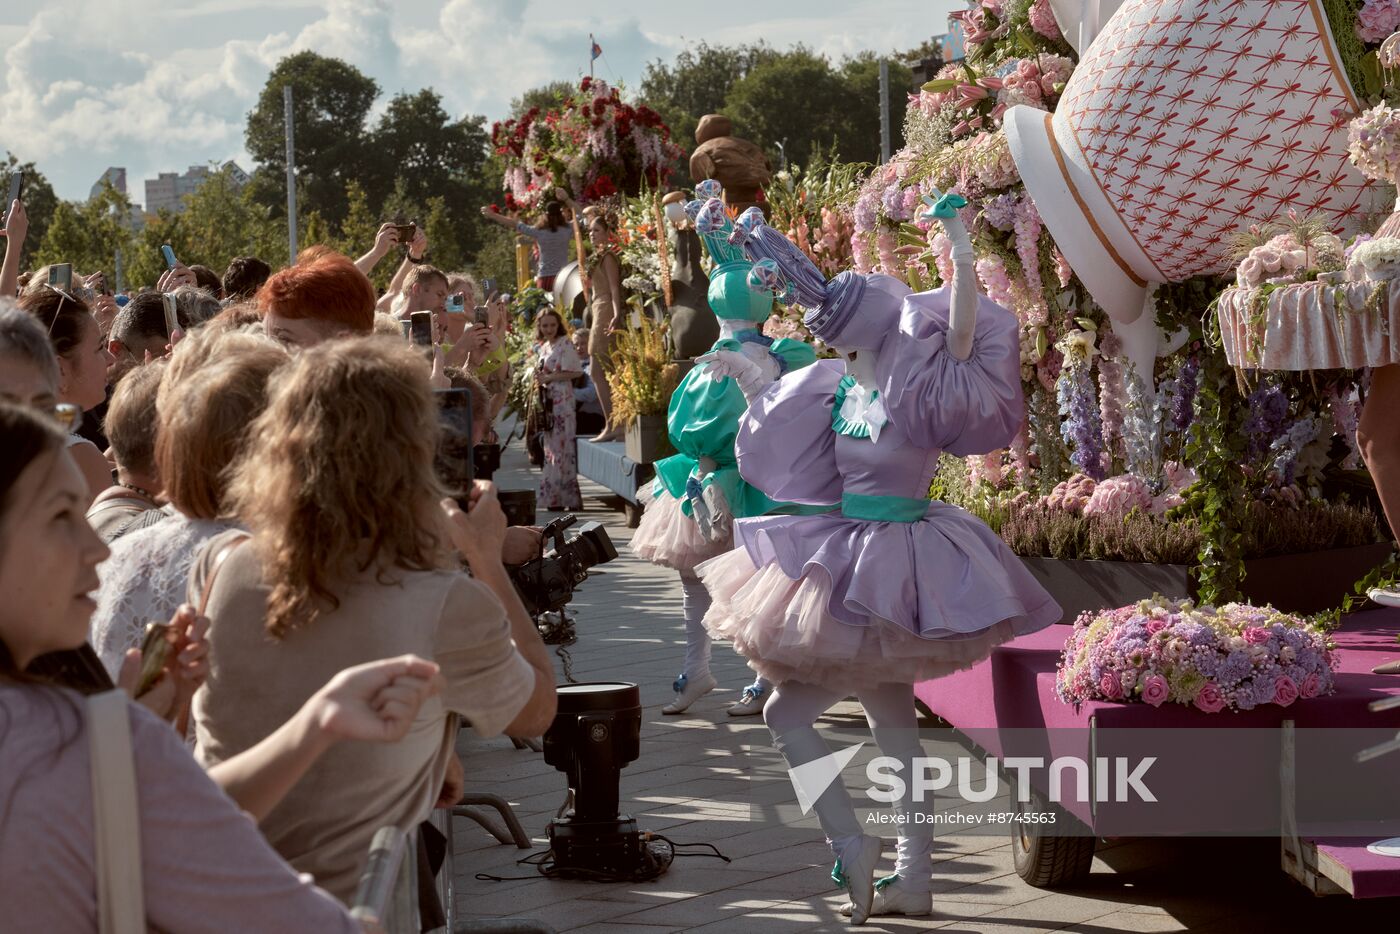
[228,336,451,638]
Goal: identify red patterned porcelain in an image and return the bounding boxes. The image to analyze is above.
[1008,0,1388,321]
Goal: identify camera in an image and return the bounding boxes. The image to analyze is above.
[509,514,617,617]
[473,441,501,481]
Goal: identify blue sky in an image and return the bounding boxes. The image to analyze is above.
[0,0,962,204]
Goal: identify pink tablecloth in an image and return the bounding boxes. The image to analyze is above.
[1217,279,1400,371]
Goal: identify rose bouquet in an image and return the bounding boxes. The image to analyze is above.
[492,78,684,214]
[1056,596,1337,713]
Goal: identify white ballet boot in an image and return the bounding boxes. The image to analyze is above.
[727,679,768,717]
[839,830,933,918]
[771,727,879,923]
[661,671,717,714]
[831,834,883,925]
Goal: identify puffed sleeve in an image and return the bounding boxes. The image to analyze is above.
[666,345,747,462]
[876,288,1024,455]
[768,337,817,374]
[734,359,844,506]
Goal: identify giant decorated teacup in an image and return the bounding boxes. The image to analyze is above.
[1008,0,1388,321]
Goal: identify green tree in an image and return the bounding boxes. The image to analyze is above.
[32,181,136,278]
[126,212,189,290]
[835,53,911,162]
[722,47,851,169]
[639,42,779,156]
[370,90,494,268]
[244,52,380,228]
[0,154,61,269]
[508,81,577,119]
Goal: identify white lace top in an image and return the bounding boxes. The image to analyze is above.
[90,513,240,679]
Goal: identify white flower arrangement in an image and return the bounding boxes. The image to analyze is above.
[1349,236,1400,271]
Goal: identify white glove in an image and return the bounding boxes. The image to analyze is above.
[696,349,770,405]
[940,214,978,362]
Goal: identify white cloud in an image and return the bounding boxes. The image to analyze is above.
[0,0,960,202]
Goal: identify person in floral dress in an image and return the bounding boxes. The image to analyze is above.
[532,309,583,510]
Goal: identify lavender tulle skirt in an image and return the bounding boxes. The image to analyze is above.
[697,502,1061,693]
[630,486,731,574]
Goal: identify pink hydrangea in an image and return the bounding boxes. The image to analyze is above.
[1082,474,1153,519]
[1029,0,1062,41]
[1357,0,1400,43]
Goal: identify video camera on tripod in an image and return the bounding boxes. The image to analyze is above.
[509,514,617,618]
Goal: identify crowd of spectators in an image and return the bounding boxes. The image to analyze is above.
[0,193,556,930]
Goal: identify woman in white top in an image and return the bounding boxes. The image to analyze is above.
[90,329,287,677]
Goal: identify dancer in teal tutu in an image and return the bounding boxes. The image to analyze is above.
[631,182,818,716]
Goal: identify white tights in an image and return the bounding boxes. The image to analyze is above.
[678,571,767,693]
[764,680,933,889]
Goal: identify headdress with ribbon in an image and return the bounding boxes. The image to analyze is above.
[728,208,908,351]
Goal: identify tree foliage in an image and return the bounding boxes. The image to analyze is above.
[638,41,911,174]
[0,154,60,269]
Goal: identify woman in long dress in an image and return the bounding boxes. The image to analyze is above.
[532,309,583,511]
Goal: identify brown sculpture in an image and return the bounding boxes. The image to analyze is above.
[660,191,718,361]
[689,114,771,216]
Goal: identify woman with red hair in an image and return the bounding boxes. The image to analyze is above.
[259,251,375,349]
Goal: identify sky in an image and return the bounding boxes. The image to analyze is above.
[0,0,964,205]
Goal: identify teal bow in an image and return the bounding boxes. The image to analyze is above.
[920,191,968,220]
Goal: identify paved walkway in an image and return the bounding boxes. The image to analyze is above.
[448,438,1398,933]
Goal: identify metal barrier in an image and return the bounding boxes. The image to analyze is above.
[350,826,419,934]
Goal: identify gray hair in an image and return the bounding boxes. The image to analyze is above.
[172,285,222,326]
[0,301,60,390]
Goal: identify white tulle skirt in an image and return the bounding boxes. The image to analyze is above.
[630,486,731,574]
[698,549,1029,695]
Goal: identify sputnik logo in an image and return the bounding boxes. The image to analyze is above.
[787,742,864,815]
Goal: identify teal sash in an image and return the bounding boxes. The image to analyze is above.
[840,492,929,523]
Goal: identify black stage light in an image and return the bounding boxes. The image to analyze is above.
[542,681,645,877]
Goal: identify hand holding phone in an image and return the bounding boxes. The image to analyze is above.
[473,305,490,327]
[409,311,433,348]
[136,622,174,697]
[392,223,417,246]
[161,244,178,269]
[2,172,21,227]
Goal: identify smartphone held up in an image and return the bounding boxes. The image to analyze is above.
[409,311,433,349]
[2,171,21,225]
[434,387,475,501]
[136,622,174,697]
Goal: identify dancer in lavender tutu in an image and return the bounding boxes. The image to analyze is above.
[697,196,1061,923]
[631,183,818,716]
